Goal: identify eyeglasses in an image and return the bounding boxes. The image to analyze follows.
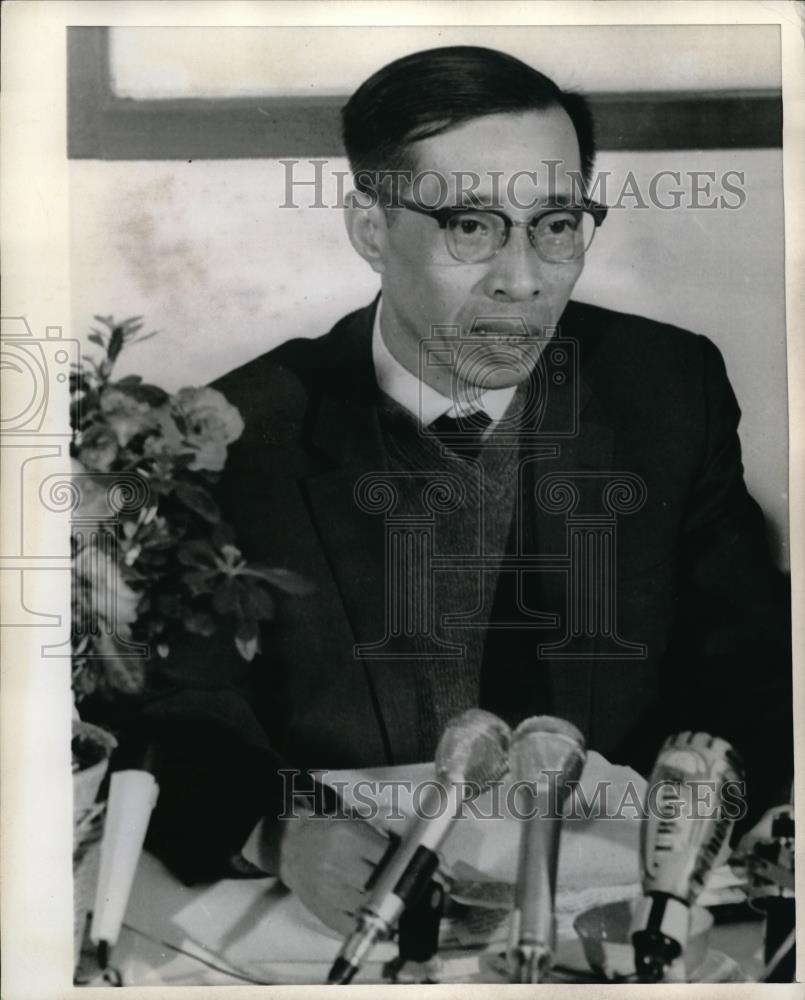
[397,197,608,264]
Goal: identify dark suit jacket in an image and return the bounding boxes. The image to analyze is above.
[143,298,792,882]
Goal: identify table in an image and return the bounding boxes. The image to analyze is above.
[75,850,766,986]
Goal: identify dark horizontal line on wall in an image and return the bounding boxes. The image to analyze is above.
[591,89,781,152]
[68,27,783,160]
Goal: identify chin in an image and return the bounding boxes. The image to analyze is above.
[486,362,532,383]
[462,342,545,389]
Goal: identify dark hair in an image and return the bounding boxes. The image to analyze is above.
[341,46,596,194]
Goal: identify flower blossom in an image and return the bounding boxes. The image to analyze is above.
[72,537,140,640]
[100,387,161,446]
[142,407,186,459]
[78,424,119,472]
[173,386,245,471]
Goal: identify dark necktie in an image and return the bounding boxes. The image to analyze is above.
[429,409,492,458]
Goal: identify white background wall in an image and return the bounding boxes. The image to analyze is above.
[107,24,781,97]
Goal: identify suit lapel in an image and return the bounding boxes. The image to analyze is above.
[520,308,615,735]
[301,300,422,763]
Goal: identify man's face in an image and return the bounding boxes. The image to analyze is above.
[372,108,586,396]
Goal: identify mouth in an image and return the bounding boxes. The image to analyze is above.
[467,317,544,341]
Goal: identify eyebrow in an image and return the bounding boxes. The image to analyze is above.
[449,193,581,212]
[455,193,499,209]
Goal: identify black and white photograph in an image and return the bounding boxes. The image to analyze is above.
[1,2,802,994]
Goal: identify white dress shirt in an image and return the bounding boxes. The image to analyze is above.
[371,299,516,428]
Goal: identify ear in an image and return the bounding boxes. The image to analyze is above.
[344,190,389,275]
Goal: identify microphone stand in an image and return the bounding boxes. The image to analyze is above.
[508,810,561,983]
[743,805,796,982]
[506,717,586,985]
[382,877,446,983]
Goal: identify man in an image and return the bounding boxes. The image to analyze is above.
[143,47,792,934]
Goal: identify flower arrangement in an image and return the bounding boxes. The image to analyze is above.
[70,316,310,706]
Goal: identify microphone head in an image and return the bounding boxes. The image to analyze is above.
[650,731,744,785]
[639,730,745,906]
[510,716,587,793]
[435,709,511,789]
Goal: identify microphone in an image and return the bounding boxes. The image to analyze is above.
[506,715,587,983]
[631,731,744,982]
[327,708,511,984]
[743,803,795,982]
[90,742,160,967]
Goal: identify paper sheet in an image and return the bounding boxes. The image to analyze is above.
[320,749,645,890]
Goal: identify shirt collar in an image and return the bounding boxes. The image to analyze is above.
[371,298,516,426]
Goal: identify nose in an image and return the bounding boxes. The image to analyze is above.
[483,225,545,302]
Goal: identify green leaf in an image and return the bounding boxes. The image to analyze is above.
[101,657,147,696]
[147,467,174,493]
[183,611,217,637]
[88,333,105,347]
[174,481,221,523]
[69,374,91,396]
[133,382,170,407]
[213,578,240,614]
[234,618,260,661]
[108,326,125,363]
[115,375,143,388]
[235,634,260,662]
[212,522,236,549]
[247,565,315,595]
[181,569,216,596]
[158,592,184,618]
[109,377,169,409]
[236,617,259,640]
[178,539,218,567]
[242,583,275,621]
